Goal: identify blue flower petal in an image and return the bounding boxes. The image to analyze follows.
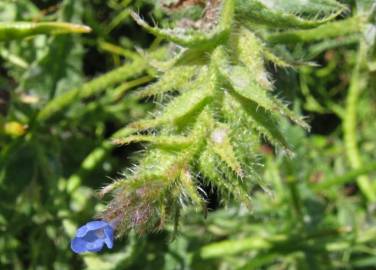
[85,220,108,230]
[85,238,105,252]
[103,226,114,249]
[71,237,89,254]
[71,220,116,254]
[76,225,89,237]
[83,230,100,242]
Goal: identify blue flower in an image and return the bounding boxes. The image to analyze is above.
[71,220,114,253]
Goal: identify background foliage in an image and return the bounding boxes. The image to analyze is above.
[0,0,375,269]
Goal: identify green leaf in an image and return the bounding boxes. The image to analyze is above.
[129,83,212,130]
[208,124,244,177]
[221,65,309,130]
[235,27,291,70]
[131,0,234,48]
[114,134,194,150]
[266,16,364,44]
[200,235,274,259]
[257,0,347,15]
[179,169,203,207]
[131,11,216,48]
[135,65,198,98]
[237,0,344,29]
[225,91,292,153]
[198,147,250,203]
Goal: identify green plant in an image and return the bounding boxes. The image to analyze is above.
[97,0,360,235]
[1,0,376,269]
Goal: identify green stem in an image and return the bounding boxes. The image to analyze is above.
[286,177,304,225]
[343,42,376,202]
[0,22,91,41]
[312,161,376,191]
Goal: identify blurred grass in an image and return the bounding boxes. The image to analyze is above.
[0,0,376,269]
